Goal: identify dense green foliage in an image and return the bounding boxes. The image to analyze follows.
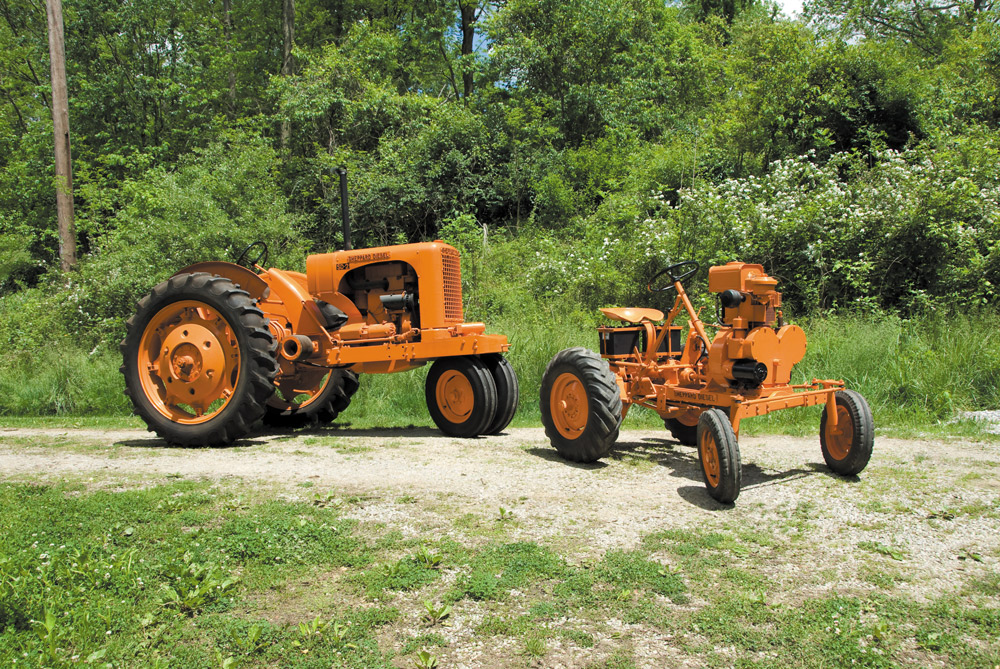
[0,0,997,421]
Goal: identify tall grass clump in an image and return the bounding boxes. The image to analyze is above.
[0,348,128,416]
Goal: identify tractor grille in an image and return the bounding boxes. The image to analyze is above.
[442,251,464,322]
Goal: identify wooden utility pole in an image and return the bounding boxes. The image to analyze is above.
[280,0,294,149]
[46,0,76,271]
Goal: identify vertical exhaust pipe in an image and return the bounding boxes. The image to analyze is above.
[337,166,352,251]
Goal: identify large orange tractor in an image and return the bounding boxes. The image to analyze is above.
[120,171,517,446]
[539,261,873,503]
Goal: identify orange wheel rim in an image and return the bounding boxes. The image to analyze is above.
[137,300,240,424]
[700,429,721,487]
[269,368,330,411]
[436,369,475,424]
[825,405,854,460]
[550,372,588,440]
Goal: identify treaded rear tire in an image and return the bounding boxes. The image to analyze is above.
[482,354,519,435]
[263,369,360,427]
[540,347,622,463]
[120,272,277,446]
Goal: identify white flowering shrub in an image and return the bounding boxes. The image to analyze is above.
[665,146,1000,312]
[515,143,1000,315]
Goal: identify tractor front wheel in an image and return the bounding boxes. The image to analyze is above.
[482,354,519,435]
[820,390,874,476]
[120,272,278,446]
[697,409,741,503]
[263,368,359,427]
[540,347,622,463]
[426,356,498,437]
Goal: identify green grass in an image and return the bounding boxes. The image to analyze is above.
[3,311,1000,440]
[0,480,998,667]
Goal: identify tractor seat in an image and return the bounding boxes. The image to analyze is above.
[600,307,664,324]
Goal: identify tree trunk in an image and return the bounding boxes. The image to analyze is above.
[46,0,75,271]
[223,0,236,115]
[458,0,478,101]
[281,0,294,149]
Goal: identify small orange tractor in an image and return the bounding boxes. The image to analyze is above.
[539,261,873,503]
[120,172,516,446]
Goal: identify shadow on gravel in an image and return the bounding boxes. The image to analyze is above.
[522,447,610,469]
[804,461,861,483]
[113,437,270,450]
[288,425,444,439]
[592,436,836,507]
[676,486,732,510]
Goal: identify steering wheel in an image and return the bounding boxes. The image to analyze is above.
[647,260,699,292]
[234,241,269,272]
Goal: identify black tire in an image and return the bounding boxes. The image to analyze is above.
[263,368,360,427]
[820,389,874,476]
[482,354,519,435]
[697,409,741,503]
[664,417,699,446]
[120,273,278,446]
[540,347,622,463]
[426,357,498,437]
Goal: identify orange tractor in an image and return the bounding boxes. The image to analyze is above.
[540,261,873,503]
[120,172,517,446]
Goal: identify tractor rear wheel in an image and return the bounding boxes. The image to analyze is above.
[697,409,741,503]
[540,347,622,463]
[263,368,359,427]
[482,354,519,435]
[120,273,278,446]
[820,390,874,476]
[426,356,498,437]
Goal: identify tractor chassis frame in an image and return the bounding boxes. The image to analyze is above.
[319,331,510,372]
[614,370,844,438]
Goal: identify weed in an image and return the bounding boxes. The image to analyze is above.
[413,545,444,569]
[524,635,547,657]
[356,555,441,595]
[413,649,439,668]
[160,554,238,614]
[226,621,271,655]
[312,492,344,509]
[32,608,59,664]
[422,601,453,626]
[292,616,356,650]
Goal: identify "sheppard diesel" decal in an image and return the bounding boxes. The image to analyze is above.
[672,388,719,403]
[336,251,391,270]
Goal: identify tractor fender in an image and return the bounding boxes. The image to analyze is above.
[262,268,332,336]
[173,261,270,302]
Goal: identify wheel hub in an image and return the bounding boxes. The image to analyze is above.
[825,405,854,460]
[436,370,474,424]
[700,431,721,487]
[138,301,241,423]
[551,373,588,439]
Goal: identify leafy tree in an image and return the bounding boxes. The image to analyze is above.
[805,0,997,55]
